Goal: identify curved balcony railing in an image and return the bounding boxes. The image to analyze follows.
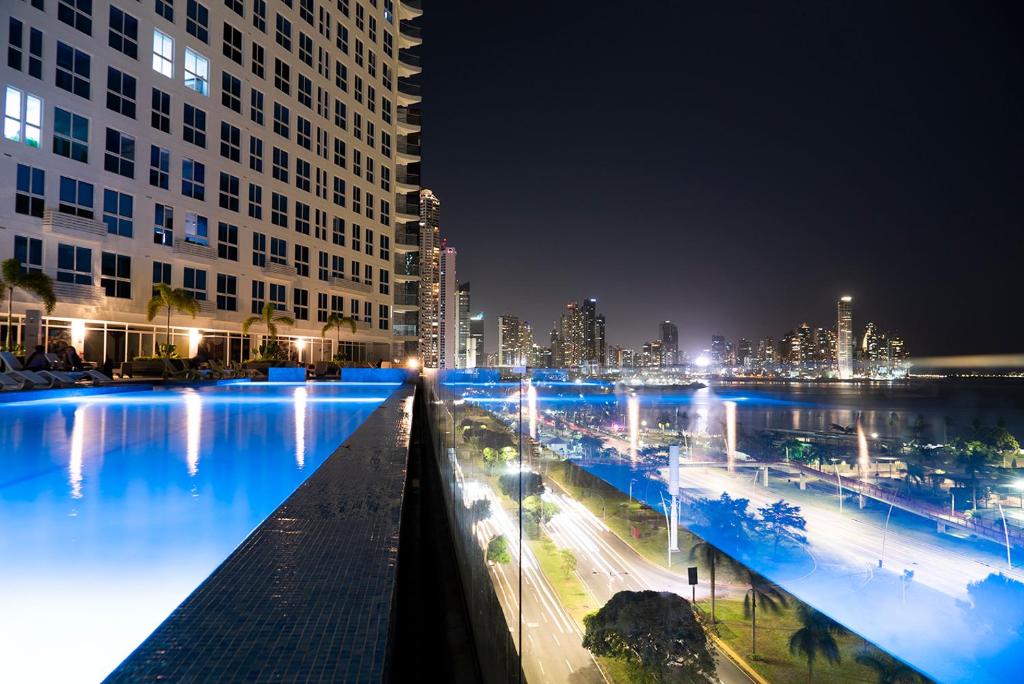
[400,0,422,10]
[394,292,419,306]
[397,141,421,157]
[399,50,421,67]
[400,21,421,39]
[396,227,420,247]
[398,80,421,97]
[398,107,422,127]
[396,171,421,187]
[393,324,418,337]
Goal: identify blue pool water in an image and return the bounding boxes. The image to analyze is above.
[0,382,397,684]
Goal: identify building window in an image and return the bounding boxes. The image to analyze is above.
[14,235,43,273]
[273,103,289,138]
[102,189,133,237]
[108,7,139,59]
[186,0,209,43]
[151,88,171,132]
[250,88,264,125]
[350,259,360,283]
[248,183,262,219]
[155,0,174,23]
[15,164,45,218]
[293,287,308,320]
[253,0,266,32]
[184,49,209,95]
[152,29,174,78]
[154,204,174,245]
[296,116,311,149]
[183,266,207,300]
[52,107,88,162]
[379,269,389,295]
[298,33,313,67]
[182,158,205,200]
[378,304,389,330]
[3,87,42,147]
[335,60,347,92]
[331,294,344,316]
[296,158,311,191]
[251,279,265,313]
[106,68,137,119]
[58,176,94,218]
[269,283,286,310]
[249,136,263,172]
[149,145,170,189]
[275,14,291,50]
[104,128,135,178]
[318,251,329,281]
[272,147,289,182]
[295,201,310,235]
[221,72,241,112]
[294,244,309,277]
[252,231,266,266]
[183,103,206,146]
[331,254,344,279]
[225,0,242,16]
[216,273,237,311]
[223,22,243,64]
[317,292,328,322]
[298,74,312,108]
[101,252,132,298]
[274,58,289,94]
[217,222,238,261]
[333,137,346,167]
[55,43,91,99]
[57,244,92,285]
[332,177,345,207]
[269,236,287,265]
[153,260,171,288]
[271,192,288,227]
[8,19,43,80]
[184,211,208,245]
[218,172,240,211]
[332,216,345,246]
[220,122,241,162]
[58,0,93,35]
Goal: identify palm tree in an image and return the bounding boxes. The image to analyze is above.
[243,302,295,358]
[146,283,200,356]
[321,313,357,360]
[2,258,56,351]
[743,570,789,655]
[855,650,923,684]
[788,604,845,681]
[689,540,735,625]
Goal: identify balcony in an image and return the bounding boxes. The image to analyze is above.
[396,170,420,191]
[262,262,297,279]
[392,324,418,338]
[399,20,422,48]
[393,291,419,307]
[397,107,422,131]
[397,140,421,163]
[173,238,216,261]
[397,79,422,105]
[395,199,419,219]
[398,49,421,77]
[394,254,420,279]
[395,226,420,249]
[43,210,106,239]
[52,281,107,306]
[399,0,422,18]
[329,276,373,295]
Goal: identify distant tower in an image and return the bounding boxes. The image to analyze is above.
[595,314,606,367]
[456,282,471,368]
[418,190,442,367]
[469,313,485,368]
[660,321,679,365]
[582,298,599,365]
[710,335,726,364]
[438,243,457,369]
[837,296,854,379]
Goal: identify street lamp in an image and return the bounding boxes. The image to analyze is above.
[629,478,638,506]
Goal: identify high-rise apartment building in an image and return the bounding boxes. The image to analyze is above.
[736,338,752,367]
[1,0,423,364]
[468,311,484,368]
[659,321,678,366]
[417,188,440,366]
[594,313,606,367]
[437,242,456,368]
[837,295,854,379]
[456,281,470,368]
[710,335,726,364]
[556,301,586,367]
[497,314,531,367]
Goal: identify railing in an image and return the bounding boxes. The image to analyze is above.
[43,209,106,238]
[395,228,420,247]
[262,262,297,278]
[174,238,216,260]
[394,256,420,277]
[399,50,421,67]
[398,107,422,127]
[329,276,373,294]
[398,80,422,97]
[396,171,421,187]
[392,324,417,337]
[400,0,422,10]
[399,21,421,39]
[397,141,421,157]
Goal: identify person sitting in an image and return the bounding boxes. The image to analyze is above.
[23,345,50,371]
[64,346,84,371]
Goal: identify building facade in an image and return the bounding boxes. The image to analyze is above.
[437,241,456,368]
[455,280,469,368]
[1,0,423,364]
[659,320,678,366]
[837,295,854,379]
[497,314,530,367]
[416,188,440,366]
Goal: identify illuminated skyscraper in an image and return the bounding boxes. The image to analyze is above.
[469,313,485,369]
[710,335,726,364]
[736,338,753,367]
[660,321,679,365]
[418,190,442,367]
[438,244,457,368]
[837,296,854,379]
[456,282,471,368]
[497,315,532,367]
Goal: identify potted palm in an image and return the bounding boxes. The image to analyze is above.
[2,258,56,353]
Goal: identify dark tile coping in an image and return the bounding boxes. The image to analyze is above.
[105,381,416,683]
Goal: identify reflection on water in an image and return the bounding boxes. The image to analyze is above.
[0,383,394,684]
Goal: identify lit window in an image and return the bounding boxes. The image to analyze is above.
[184,48,209,95]
[4,86,42,147]
[152,29,174,78]
[184,211,209,245]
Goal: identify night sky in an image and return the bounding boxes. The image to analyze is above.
[418,1,1023,358]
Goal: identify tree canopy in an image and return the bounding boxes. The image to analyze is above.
[583,590,716,683]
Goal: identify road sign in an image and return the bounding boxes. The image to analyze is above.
[688,566,698,585]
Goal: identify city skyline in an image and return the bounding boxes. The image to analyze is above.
[420,1,1023,357]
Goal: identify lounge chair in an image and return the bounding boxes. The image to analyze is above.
[207,359,238,379]
[0,372,30,391]
[162,358,212,381]
[0,351,72,388]
[43,369,114,386]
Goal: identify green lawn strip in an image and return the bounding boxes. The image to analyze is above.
[700,598,877,683]
[527,535,598,625]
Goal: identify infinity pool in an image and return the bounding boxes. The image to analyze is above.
[0,382,399,683]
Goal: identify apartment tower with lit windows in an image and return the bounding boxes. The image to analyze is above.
[1,0,423,363]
